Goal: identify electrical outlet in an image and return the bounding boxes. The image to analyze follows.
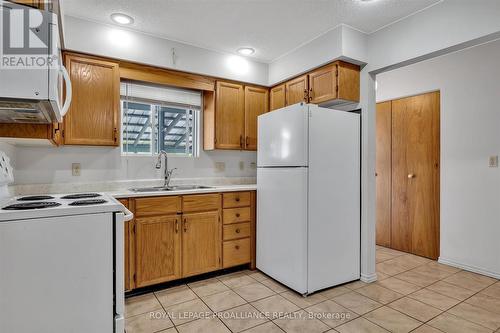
[239,161,245,170]
[214,161,225,172]
[250,162,257,170]
[72,163,81,176]
[489,155,498,168]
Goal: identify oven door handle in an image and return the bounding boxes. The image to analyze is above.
[122,206,134,222]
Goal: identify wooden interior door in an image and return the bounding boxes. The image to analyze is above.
[270,84,286,111]
[376,101,392,247]
[244,86,269,150]
[215,81,245,149]
[285,75,308,106]
[308,64,337,104]
[135,215,181,287]
[64,54,120,146]
[182,211,221,277]
[391,92,440,259]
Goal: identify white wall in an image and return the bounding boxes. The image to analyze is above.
[376,39,500,277]
[10,145,256,185]
[64,16,269,86]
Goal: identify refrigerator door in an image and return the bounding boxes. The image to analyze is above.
[307,106,361,293]
[257,103,309,167]
[256,167,308,294]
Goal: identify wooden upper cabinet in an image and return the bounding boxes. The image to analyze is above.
[285,75,308,106]
[135,215,181,288]
[244,86,269,150]
[337,61,360,102]
[215,81,245,149]
[10,0,45,9]
[181,211,221,277]
[270,84,286,111]
[308,64,337,104]
[63,53,120,146]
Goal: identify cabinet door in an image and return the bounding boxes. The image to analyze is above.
[135,215,181,288]
[244,86,269,150]
[64,54,120,146]
[182,211,221,277]
[285,75,308,106]
[308,64,337,104]
[392,92,440,259]
[270,84,286,111]
[215,81,245,149]
[10,0,44,9]
[376,102,392,247]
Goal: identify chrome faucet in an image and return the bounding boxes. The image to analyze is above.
[156,150,176,188]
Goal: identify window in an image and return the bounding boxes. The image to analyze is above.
[121,81,201,156]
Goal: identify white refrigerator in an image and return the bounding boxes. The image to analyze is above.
[257,103,360,295]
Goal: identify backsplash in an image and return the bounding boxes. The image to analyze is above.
[2,143,257,185]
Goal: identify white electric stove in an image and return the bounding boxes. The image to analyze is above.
[0,192,133,333]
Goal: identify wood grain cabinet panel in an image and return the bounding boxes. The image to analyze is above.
[134,196,181,217]
[223,238,251,268]
[222,192,251,208]
[215,81,245,149]
[181,211,221,277]
[223,222,251,241]
[391,92,440,259]
[244,86,269,150]
[63,53,120,146]
[270,84,286,111]
[223,207,251,224]
[182,194,220,213]
[285,75,308,106]
[376,101,392,248]
[308,64,337,104]
[135,215,181,288]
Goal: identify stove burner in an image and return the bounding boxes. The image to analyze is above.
[2,202,61,210]
[17,195,55,201]
[61,193,101,200]
[68,199,107,206]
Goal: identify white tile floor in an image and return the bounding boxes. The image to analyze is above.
[125,247,500,333]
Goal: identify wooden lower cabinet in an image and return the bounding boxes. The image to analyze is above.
[182,211,221,277]
[135,215,181,288]
[124,191,255,290]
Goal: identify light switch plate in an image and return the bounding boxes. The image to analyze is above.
[72,163,81,176]
[489,155,498,168]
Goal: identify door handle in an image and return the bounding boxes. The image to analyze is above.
[408,174,416,179]
[183,218,188,232]
[245,136,249,147]
[175,219,179,233]
[239,135,243,148]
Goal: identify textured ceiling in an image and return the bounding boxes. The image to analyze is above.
[61,0,441,62]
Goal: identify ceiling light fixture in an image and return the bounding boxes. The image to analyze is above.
[110,13,134,25]
[237,47,255,56]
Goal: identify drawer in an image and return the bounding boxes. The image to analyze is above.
[223,207,251,224]
[223,238,251,268]
[223,222,251,241]
[222,192,251,208]
[182,193,220,213]
[134,196,181,217]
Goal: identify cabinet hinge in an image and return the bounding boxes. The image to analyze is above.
[336,85,339,93]
[61,129,65,138]
[133,224,136,234]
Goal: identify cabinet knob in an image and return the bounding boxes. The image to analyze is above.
[236,213,240,218]
[235,245,240,250]
[235,228,241,234]
[235,197,240,202]
[408,174,416,179]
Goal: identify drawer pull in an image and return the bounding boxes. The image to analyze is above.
[236,213,240,218]
[235,197,240,202]
[235,245,240,250]
[235,228,241,234]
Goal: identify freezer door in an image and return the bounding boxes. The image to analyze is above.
[307,107,361,292]
[256,167,308,294]
[257,103,309,167]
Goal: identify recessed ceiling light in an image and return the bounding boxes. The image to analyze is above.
[110,13,134,25]
[237,47,255,56]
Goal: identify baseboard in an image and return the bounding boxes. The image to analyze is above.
[360,272,378,283]
[438,257,500,279]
